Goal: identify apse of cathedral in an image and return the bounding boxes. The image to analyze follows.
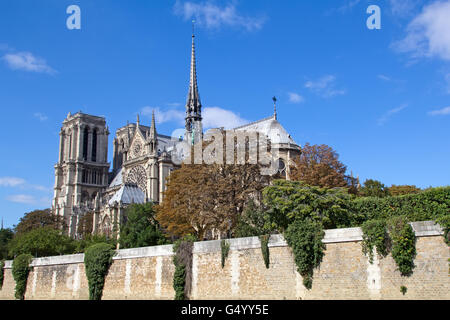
[52,31,301,238]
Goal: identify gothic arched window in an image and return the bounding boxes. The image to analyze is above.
[83,127,89,160]
[92,129,97,162]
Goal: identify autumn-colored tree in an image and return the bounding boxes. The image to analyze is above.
[14,209,65,236]
[388,185,421,196]
[157,128,273,240]
[291,143,348,189]
[156,163,269,240]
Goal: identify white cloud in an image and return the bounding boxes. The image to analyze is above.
[141,105,247,129]
[174,1,266,31]
[393,1,450,61]
[0,177,26,187]
[428,106,450,116]
[305,75,346,98]
[0,176,50,191]
[141,106,185,125]
[203,107,248,129]
[288,92,304,104]
[34,112,48,121]
[2,51,57,74]
[378,74,392,81]
[377,104,408,125]
[6,194,36,205]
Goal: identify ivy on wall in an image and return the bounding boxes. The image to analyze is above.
[84,243,115,300]
[12,253,33,300]
[220,240,230,269]
[361,219,389,263]
[361,217,417,277]
[284,219,325,289]
[259,235,270,269]
[388,217,416,276]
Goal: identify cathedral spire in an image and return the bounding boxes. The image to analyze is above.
[150,110,157,139]
[185,20,203,144]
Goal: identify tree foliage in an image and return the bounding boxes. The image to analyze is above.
[235,200,273,238]
[74,234,116,253]
[388,185,421,196]
[359,179,390,198]
[291,143,348,189]
[14,209,64,236]
[0,228,14,260]
[157,163,269,240]
[263,180,353,231]
[8,227,75,258]
[84,243,115,300]
[119,203,167,249]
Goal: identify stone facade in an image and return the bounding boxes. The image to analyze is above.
[1,221,448,300]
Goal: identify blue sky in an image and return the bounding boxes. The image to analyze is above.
[1,0,449,228]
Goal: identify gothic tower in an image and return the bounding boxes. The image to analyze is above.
[185,25,203,144]
[52,112,110,237]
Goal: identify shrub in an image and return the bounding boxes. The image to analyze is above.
[284,219,325,289]
[361,219,389,263]
[12,253,33,300]
[84,243,115,300]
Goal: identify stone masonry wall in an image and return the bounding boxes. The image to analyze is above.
[0,221,448,300]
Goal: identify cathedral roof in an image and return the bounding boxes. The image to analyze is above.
[233,115,299,146]
[109,168,123,188]
[108,184,146,205]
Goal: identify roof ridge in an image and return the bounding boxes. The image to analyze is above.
[233,115,276,130]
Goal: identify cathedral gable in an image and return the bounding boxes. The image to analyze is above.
[129,128,146,160]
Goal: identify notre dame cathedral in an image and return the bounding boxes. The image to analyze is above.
[51,31,301,238]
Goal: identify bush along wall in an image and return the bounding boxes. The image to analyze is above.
[284,219,325,289]
[12,253,33,300]
[84,243,115,300]
[173,236,195,300]
[0,260,5,290]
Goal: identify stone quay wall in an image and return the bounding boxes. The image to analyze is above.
[0,221,448,300]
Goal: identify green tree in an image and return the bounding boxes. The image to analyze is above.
[119,203,167,249]
[359,179,390,198]
[234,200,272,238]
[8,227,75,257]
[0,228,14,260]
[263,180,353,231]
[14,209,64,236]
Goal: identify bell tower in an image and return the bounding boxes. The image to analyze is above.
[52,112,110,237]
